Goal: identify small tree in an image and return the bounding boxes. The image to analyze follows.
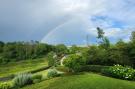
[97,27,105,39]
[63,54,86,72]
[100,37,110,50]
[47,52,56,67]
[130,31,135,42]
[55,44,68,57]
[97,27,110,50]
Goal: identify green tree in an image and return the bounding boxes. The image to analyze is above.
[100,37,110,50]
[130,31,135,42]
[108,40,131,66]
[47,52,56,67]
[0,41,4,53]
[129,31,135,67]
[97,27,105,39]
[97,27,110,49]
[55,44,68,57]
[64,54,86,72]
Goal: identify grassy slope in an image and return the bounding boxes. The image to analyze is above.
[22,73,135,89]
[0,58,47,77]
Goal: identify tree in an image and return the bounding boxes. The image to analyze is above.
[55,44,68,57]
[0,41,4,53]
[0,41,55,63]
[69,45,79,54]
[128,31,135,67]
[130,31,135,42]
[100,37,110,50]
[97,27,105,39]
[47,52,56,67]
[64,54,86,72]
[97,27,110,49]
[108,40,131,66]
[83,46,109,65]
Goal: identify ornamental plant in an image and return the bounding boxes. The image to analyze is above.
[103,64,135,80]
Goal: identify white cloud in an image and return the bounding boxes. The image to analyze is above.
[0,0,135,44]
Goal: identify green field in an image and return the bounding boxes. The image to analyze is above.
[21,73,135,89]
[0,58,48,78]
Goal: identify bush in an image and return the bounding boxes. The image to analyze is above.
[83,46,110,66]
[81,65,109,73]
[102,64,135,80]
[47,69,58,78]
[56,66,69,73]
[32,79,41,84]
[0,82,12,89]
[32,74,42,83]
[63,54,86,72]
[13,73,33,88]
[47,52,56,67]
[32,74,42,80]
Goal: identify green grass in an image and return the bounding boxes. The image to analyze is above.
[0,58,48,78]
[21,73,135,89]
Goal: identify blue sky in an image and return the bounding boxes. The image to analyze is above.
[0,0,135,45]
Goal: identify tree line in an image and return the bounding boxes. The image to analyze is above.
[1,28,135,68]
[83,27,135,67]
[0,40,70,64]
[0,41,54,63]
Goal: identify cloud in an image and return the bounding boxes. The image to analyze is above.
[0,0,135,45]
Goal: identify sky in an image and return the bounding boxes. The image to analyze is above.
[0,0,135,45]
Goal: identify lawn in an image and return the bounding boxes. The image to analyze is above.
[0,57,48,78]
[21,73,135,89]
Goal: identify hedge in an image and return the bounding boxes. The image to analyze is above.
[80,65,109,73]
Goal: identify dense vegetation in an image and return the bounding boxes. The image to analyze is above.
[82,28,135,67]
[0,41,69,64]
[102,64,135,80]
[0,41,52,63]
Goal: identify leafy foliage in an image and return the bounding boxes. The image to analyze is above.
[47,69,58,78]
[54,44,68,57]
[32,74,43,84]
[13,73,33,88]
[83,46,110,65]
[47,52,56,67]
[0,41,54,63]
[32,74,42,80]
[81,65,109,73]
[64,54,86,72]
[0,82,12,89]
[102,64,135,80]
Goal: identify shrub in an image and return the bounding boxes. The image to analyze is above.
[56,66,69,73]
[32,74,42,80]
[102,64,135,80]
[81,65,109,73]
[32,79,41,84]
[13,73,33,88]
[63,54,86,72]
[32,74,42,83]
[47,69,58,78]
[0,82,12,89]
[47,52,56,67]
